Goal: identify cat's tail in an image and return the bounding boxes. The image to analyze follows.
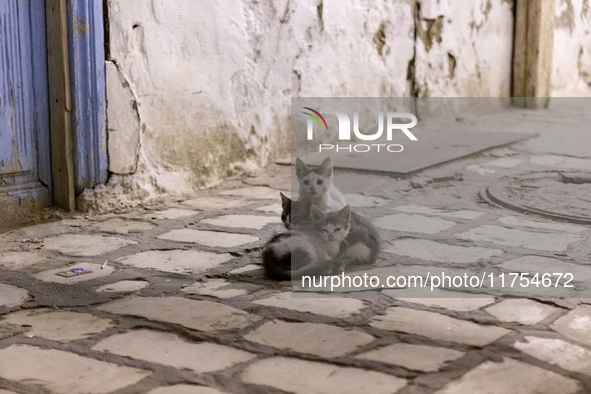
[348,213,381,266]
[262,232,317,280]
[262,233,291,280]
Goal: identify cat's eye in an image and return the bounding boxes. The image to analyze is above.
[303,180,309,185]
[335,228,341,231]
[322,229,328,232]
[281,215,286,221]
[317,180,323,185]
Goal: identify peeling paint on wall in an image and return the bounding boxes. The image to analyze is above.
[447,53,456,79]
[551,0,591,97]
[105,61,140,175]
[417,16,444,52]
[98,0,415,205]
[556,0,576,32]
[95,0,588,210]
[373,24,386,56]
[414,0,514,97]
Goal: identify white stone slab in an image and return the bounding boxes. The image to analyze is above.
[98,297,259,332]
[244,320,374,358]
[255,203,283,214]
[455,225,585,252]
[241,357,407,394]
[434,357,582,394]
[392,205,486,220]
[550,305,591,346]
[13,221,71,239]
[465,164,495,175]
[148,385,226,394]
[201,215,281,229]
[118,250,232,274]
[499,256,591,281]
[252,292,366,318]
[183,197,251,210]
[0,345,150,393]
[370,307,510,347]
[145,208,198,220]
[182,279,259,299]
[531,155,591,170]
[0,284,28,308]
[219,187,284,200]
[0,252,48,270]
[229,264,261,274]
[158,229,259,248]
[93,218,154,234]
[486,299,559,325]
[402,297,496,312]
[43,234,136,257]
[374,214,457,234]
[1,310,112,342]
[498,216,586,233]
[356,343,464,372]
[33,262,115,284]
[95,280,149,293]
[93,330,255,373]
[485,158,523,168]
[384,239,503,263]
[513,336,591,376]
[343,194,389,208]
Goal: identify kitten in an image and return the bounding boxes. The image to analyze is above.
[296,157,347,212]
[263,194,381,280]
[329,207,381,269]
[262,198,349,280]
[280,192,292,230]
[281,195,380,270]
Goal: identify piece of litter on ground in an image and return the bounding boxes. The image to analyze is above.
[101,260,108,270]
[55,268,93,278]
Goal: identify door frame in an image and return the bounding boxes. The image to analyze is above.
[46,0,107,211]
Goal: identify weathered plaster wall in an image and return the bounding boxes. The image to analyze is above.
[104,0,587,208]
[551,0,591,96]
[103,0,418,200]
[414,0,514,97]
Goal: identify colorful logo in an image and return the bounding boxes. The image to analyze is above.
[302,107,329,132]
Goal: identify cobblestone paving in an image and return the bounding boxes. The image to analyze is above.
[1,145,591,393]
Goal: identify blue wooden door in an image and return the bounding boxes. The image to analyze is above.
[0,0,52,221]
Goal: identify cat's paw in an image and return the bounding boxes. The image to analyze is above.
[325,260,346,275]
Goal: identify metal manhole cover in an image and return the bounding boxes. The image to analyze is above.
[481,172,591,225]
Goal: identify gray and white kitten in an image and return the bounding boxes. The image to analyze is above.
[308,200,381,272]
[263,194,381,280]
[296,157,347,212]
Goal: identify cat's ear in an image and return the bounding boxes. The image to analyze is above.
[300,194,313,214]
[295,158,309,179]
[337,205,351,224]
[319,157,333,178]
[311,206,325,222]
[280,192,291,209]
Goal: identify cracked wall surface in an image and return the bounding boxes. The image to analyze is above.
[551,0,591,96]
[414,0,514,97]
[103,0,415,201]
[101,0,590,207]
[105,61,141,175]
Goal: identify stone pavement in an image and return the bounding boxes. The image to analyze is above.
[1,142,591,393]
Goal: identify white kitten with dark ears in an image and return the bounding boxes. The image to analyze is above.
[295,157,347,212]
